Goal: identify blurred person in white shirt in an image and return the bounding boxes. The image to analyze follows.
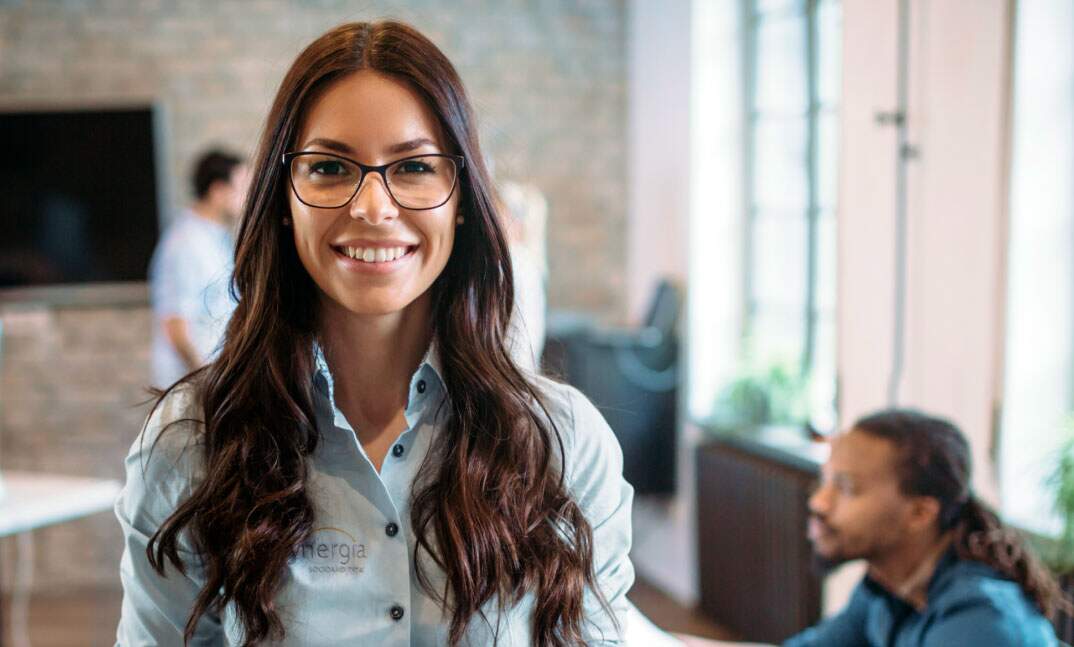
[148,149,249,387]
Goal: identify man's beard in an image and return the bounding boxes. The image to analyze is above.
[810,549,850,576]
[807,514,850,575]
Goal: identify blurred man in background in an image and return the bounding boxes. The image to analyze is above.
[789,409,1059,645]
[148,148,249,388]
[693,409,1061,647]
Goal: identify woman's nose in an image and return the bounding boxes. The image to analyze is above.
[349,172,399,224]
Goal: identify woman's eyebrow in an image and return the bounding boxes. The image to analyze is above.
[300,137,439,156]
[302,137,353,155]
[386,137,438,154]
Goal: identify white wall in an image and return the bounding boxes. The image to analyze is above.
[838,0,1012,503]
[626,0,691,324]
[837,0,901,422]
[625,0,698,605]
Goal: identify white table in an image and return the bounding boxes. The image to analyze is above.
[0,471,121,647]
[0,471,120,537]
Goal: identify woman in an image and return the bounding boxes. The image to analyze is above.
[115,20,634,647]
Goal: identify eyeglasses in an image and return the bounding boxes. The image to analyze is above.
[282,151,466,210]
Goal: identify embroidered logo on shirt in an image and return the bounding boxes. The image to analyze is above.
[290,527,367,576]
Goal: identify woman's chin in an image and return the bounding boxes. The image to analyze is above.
[337,299,409,317]
[319,286,428,319]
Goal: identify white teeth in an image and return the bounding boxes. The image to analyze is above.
[341,245,411,263]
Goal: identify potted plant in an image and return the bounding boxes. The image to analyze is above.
[1046,437,1074,574]
[704,357,810,437]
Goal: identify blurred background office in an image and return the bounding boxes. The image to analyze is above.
[1,0,1072,645]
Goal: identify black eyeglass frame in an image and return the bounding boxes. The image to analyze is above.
[281,150,467,210]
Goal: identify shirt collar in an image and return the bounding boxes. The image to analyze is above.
[862,546,960,610]
[923,546,961,598]
[311,340,447,432]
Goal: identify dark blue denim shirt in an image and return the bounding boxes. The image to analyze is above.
[784,551,1058,647]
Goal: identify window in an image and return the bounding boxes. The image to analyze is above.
[694,0,841,432]
[999,0,1074,536]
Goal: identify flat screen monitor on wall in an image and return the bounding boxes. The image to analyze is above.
[0,106,161,288]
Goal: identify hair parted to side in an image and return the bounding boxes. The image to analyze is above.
[144,21,611,647]
[853,409,1066,617]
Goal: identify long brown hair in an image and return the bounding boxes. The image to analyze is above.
[145,21,607,646]
[854,409,1065,617]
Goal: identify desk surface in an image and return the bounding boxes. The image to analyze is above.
[0,471,121,537]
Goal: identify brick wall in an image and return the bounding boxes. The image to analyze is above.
[1,298,152,593]
[0,0,627,317]
[0,0,627,593]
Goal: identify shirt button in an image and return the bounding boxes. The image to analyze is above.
[392,444,405,458]
[416,379,427,394]
[390,604,405,621]
[385,522,399,537]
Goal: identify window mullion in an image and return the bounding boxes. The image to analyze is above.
[741,0,759,350]
[802,0,821,378]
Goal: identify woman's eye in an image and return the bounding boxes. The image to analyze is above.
[311,161,346,175]
[398,160,435,174]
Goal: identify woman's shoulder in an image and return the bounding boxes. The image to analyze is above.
[127,382,206,477]
[528,374,596,428]
[528,374,624,477]
[117,382,207,533]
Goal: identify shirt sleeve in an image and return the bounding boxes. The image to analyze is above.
[563,387,636,645]
[114,389,224,646]
[782,581,870,647]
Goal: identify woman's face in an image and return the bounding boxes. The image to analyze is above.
[288,70,460,319]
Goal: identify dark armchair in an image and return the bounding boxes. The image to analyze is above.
[542,280,681,495]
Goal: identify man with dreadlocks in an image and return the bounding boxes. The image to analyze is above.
[783,409,1060,646]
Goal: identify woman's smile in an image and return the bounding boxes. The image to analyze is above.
[330,240,420,275]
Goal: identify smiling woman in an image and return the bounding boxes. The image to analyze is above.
[284,70,461,320]
[113,20,634,647]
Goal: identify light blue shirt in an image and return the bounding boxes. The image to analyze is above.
[115,346,635,646]
[148,209,236,388]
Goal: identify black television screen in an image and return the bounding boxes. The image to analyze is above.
[0,107,160,288]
